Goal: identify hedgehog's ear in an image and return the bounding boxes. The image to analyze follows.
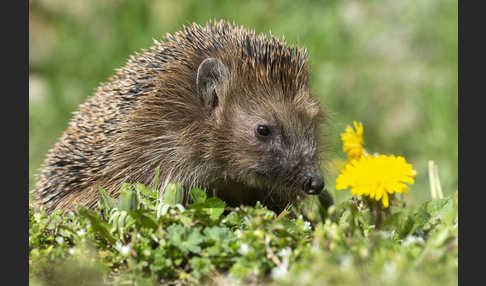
[196,58,229,111]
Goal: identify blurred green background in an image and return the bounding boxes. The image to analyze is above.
[29,0,457,205]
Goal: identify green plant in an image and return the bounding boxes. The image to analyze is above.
[29,179,457,285]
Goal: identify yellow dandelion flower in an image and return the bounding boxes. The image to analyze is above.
[341,121,365,160]
[336,155,417,208]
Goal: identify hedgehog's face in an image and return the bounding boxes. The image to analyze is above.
[222,97,325,197]
[196,57,325,196]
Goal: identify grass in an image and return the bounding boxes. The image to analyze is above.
[29,180,457,286]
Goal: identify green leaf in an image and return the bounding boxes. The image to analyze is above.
[166,224,204,254]
[426,198,450,214]
[134,183,156,210]
[203,226,234,243]
[427,196,456,226]
[162,183,184,206]
[413,204,432,231]
[397,213,415,239]
[272,224,299,240]
[189,197,225,209]
[191,257,211,278]
[398,204,431,238]
[207,207,225,220]
[224,211,242,226]
[58,225,78,236]
[97,185,116,211]
[381,211,403,230]
[135,182,157,199]
[77,207,116,244]
[130,209,158,229]
[189,197,226,220]
[430,227,452,247]
[190,188,207,204]
[117,183,138,211]
[153,166,161,193]
[338,209,352,229]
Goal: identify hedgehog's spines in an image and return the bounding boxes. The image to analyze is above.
[33,20,319,213]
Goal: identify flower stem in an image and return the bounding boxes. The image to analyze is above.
[373,204,382,230]
[365,198,383,230]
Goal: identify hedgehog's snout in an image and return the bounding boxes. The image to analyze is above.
[303,173,324,195]
[275,156,324,195]
[296,155,324,195]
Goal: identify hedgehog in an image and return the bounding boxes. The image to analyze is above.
[33,20,328,214]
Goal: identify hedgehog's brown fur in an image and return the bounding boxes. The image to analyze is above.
[34,20,327,214]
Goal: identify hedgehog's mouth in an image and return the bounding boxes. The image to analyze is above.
[247,172,316,198]
[220,169,322,199]
[213,167,326,213]
[254,169,325,196]
[210,176,297,210]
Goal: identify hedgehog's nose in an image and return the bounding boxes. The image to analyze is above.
[303,174,325,195]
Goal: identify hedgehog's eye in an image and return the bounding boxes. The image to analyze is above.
[256,125,271,137]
